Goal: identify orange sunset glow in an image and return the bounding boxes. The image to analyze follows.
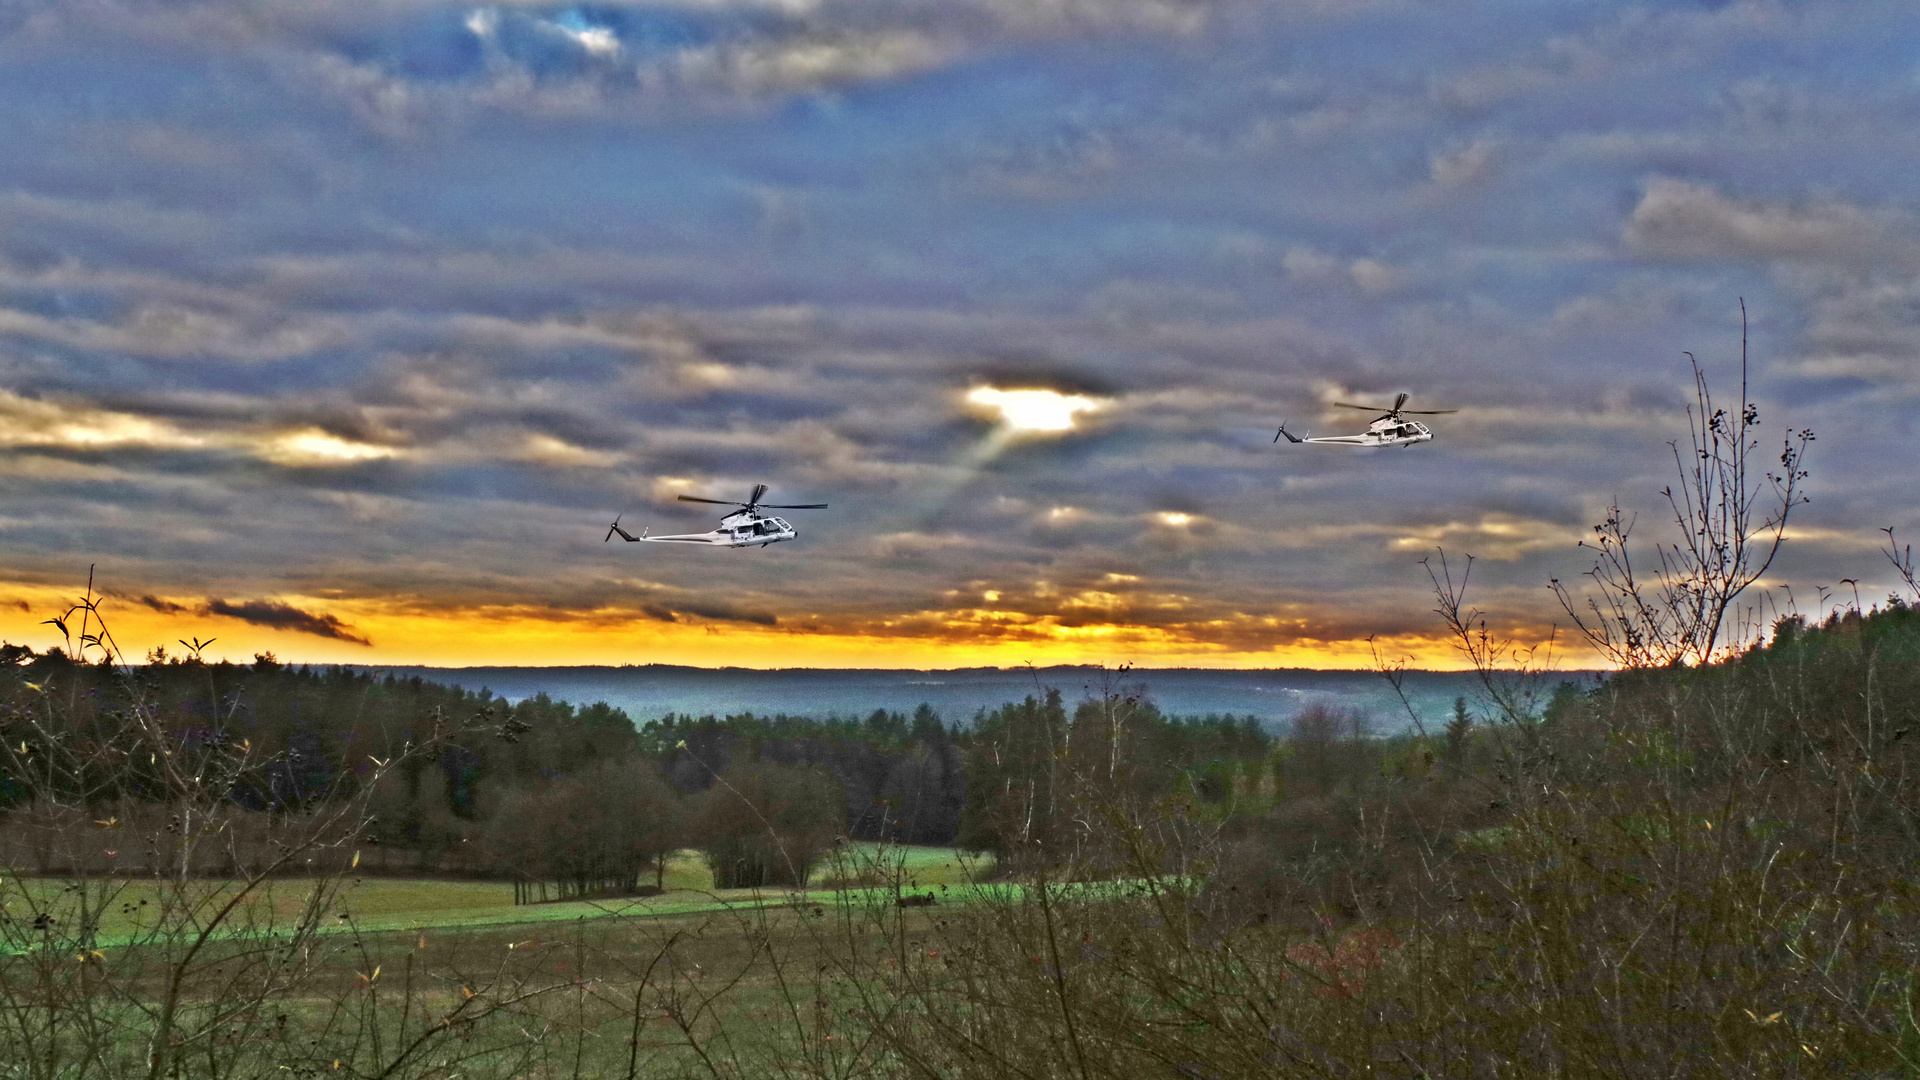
[0,578,1569,672]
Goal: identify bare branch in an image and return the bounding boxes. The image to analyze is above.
[1552,301,1812,668]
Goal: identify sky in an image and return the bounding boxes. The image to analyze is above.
[2,0,1918,670]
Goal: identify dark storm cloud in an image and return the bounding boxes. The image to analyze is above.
[128,595,193,615]
[664,600,780,627]
[106,590,373,644]
[203,599,372,645]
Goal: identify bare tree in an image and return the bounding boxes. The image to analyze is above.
[493,763,684,902]
[0,574,567,1078]
[1883,526,1919,602]
[693,761,842,889]
[1424,549,1558,727]
[1551,301,1813,667]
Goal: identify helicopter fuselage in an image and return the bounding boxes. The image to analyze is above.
[1279,417,1433,447]
[713,511,797,546]
[612,511,798,547]
[607,484,825,549]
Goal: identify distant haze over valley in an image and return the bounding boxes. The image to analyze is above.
[357,666,1593,735]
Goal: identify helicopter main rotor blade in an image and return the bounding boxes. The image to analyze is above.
[1331,402,1381,411]
[1400,409,1458,415]
[747,483,768,506]
[678,495,747,506]
[1393,391,1409,412]
[760,503,828,509]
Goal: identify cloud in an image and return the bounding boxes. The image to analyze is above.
[0,390,208,452]
[128,594,193,615]
[0,391,403,468]
[1282,248,1402,295]
[1428,140,1500,188]
[973,0,1216,35]
[0,298,349,362]
[1383,514,1577,562]
[667,29,953,97]
[1624,178,1920,268]
[1772,271,1920,395]
[641,598,780,626]
[1435,0,1816,112]
[204,599,372,645]
[2,0,1269,129]
[257,429,402,467]
[543,12,622,59]
[955,126,1120,200]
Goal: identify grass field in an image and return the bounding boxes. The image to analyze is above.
[2,844,1007,1077]
[0,844,1189,1079]
[3,843,995,947]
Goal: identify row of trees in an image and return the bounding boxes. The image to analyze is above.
[368,695,1291,895]
[478,761,844,899]
[0,651,640,814]
[2,634,1320,895]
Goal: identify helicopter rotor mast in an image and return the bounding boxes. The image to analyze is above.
[1332,392,1458,422]
[676,483,828,512]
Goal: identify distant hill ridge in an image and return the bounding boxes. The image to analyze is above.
[349,665,1588,734]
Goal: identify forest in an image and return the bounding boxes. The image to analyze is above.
[0,647,1281,896]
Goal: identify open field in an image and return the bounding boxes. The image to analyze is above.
[5,881,946,1077]
[2,844,994,947]
[0,847,1018,1078]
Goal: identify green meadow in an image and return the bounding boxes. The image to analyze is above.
[4,844,993,947]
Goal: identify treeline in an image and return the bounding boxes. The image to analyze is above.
[0,650,638,813]
[0,649,640,879]
[0,646,1292,892]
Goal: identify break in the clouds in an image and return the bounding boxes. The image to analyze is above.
[2,0,1919,668]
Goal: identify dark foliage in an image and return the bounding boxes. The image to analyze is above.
[691,761,843,888]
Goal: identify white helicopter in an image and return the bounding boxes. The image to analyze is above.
[606,484,828,548]
[1275,393,1456,448]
